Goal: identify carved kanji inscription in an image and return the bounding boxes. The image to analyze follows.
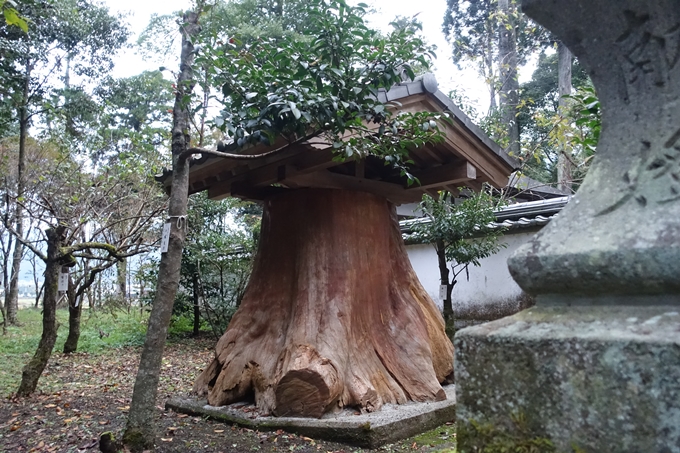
[617,10,680,88]
[599,128,680,215]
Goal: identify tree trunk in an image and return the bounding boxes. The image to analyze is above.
[95,273,101,308]
[6,62,31,325]
[63,279,83,354]
[116,258,127,304]
[557,41,574,193]
[485,31,497,112]
[192,271,200,336]
[34,283,43,308]
[123,10,199,452]
[194,189,454,418]
[16,226,64,396]
[2,231,12,316]
[30,253,42,308]
[497,0,520,156]
[435,240,455,340]
[0,231,8,333]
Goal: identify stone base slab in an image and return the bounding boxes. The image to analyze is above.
[165,385,456,448]
[455,305,680,453]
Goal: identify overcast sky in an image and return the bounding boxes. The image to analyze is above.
[103,0,491,115]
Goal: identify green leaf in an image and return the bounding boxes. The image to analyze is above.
[3,8,27,32]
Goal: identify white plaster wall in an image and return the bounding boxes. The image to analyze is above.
[407,243,446,304]
[406,230,537,317]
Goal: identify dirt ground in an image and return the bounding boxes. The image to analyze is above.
[0,336,457,453]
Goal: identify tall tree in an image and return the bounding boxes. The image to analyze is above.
[443,0,499,111]
[1,143,163,391]
[0,135,56,324]
[123,8,203,451]
[497,0,520,155]
[57,158,165,353]
[176,194,257,338]
[516,51,594,185]
[91,70,173,166]
[34,66,171,352]
[89,71,173,308]
[0,0,128,325]
[443,0,545,151]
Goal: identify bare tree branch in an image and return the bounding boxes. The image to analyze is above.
[179,130,324,161]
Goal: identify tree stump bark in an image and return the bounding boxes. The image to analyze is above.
[194,189,453,417]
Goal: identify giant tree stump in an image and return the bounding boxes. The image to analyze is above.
[194,189,453,417]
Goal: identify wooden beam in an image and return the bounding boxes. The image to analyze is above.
[463,179,485,192]
[425,189,440,199]
[355,160,365,178]
[187,136,293,185]
[443,185,462,197]
[207,148,341,199]
[419,145,446,164]
[440,121,510,188]
[283,171,423,204]
[229,182,290,202]
[408,161,476,190]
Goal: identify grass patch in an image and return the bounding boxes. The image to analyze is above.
[0,307,151,395]
[410,422,457,451]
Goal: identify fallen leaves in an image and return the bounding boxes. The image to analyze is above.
[79,439,98,449]
[0,336,459,453]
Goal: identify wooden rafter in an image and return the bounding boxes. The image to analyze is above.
[408,161,477,190]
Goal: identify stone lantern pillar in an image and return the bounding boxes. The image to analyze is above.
[455,0,680,451]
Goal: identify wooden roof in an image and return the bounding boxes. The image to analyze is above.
[162,74,518,205]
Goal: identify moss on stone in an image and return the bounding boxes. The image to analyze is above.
[99,431,123,453]
[121,428,152,453]
[411,422,456,448]
[457,413,555,453]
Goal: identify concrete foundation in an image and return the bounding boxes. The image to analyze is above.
[166,385,456,448]
[455,305,680,452]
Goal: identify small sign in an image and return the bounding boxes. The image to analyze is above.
[58,266,69,292]
[160,222,171,253]
[439,284,448,301]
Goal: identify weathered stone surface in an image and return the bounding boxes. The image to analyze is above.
[456,306,680,452]
[457,2,680,450]
[508,0,680,297]
[166,385,456,448]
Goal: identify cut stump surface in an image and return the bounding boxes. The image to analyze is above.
[194,189,453,417]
